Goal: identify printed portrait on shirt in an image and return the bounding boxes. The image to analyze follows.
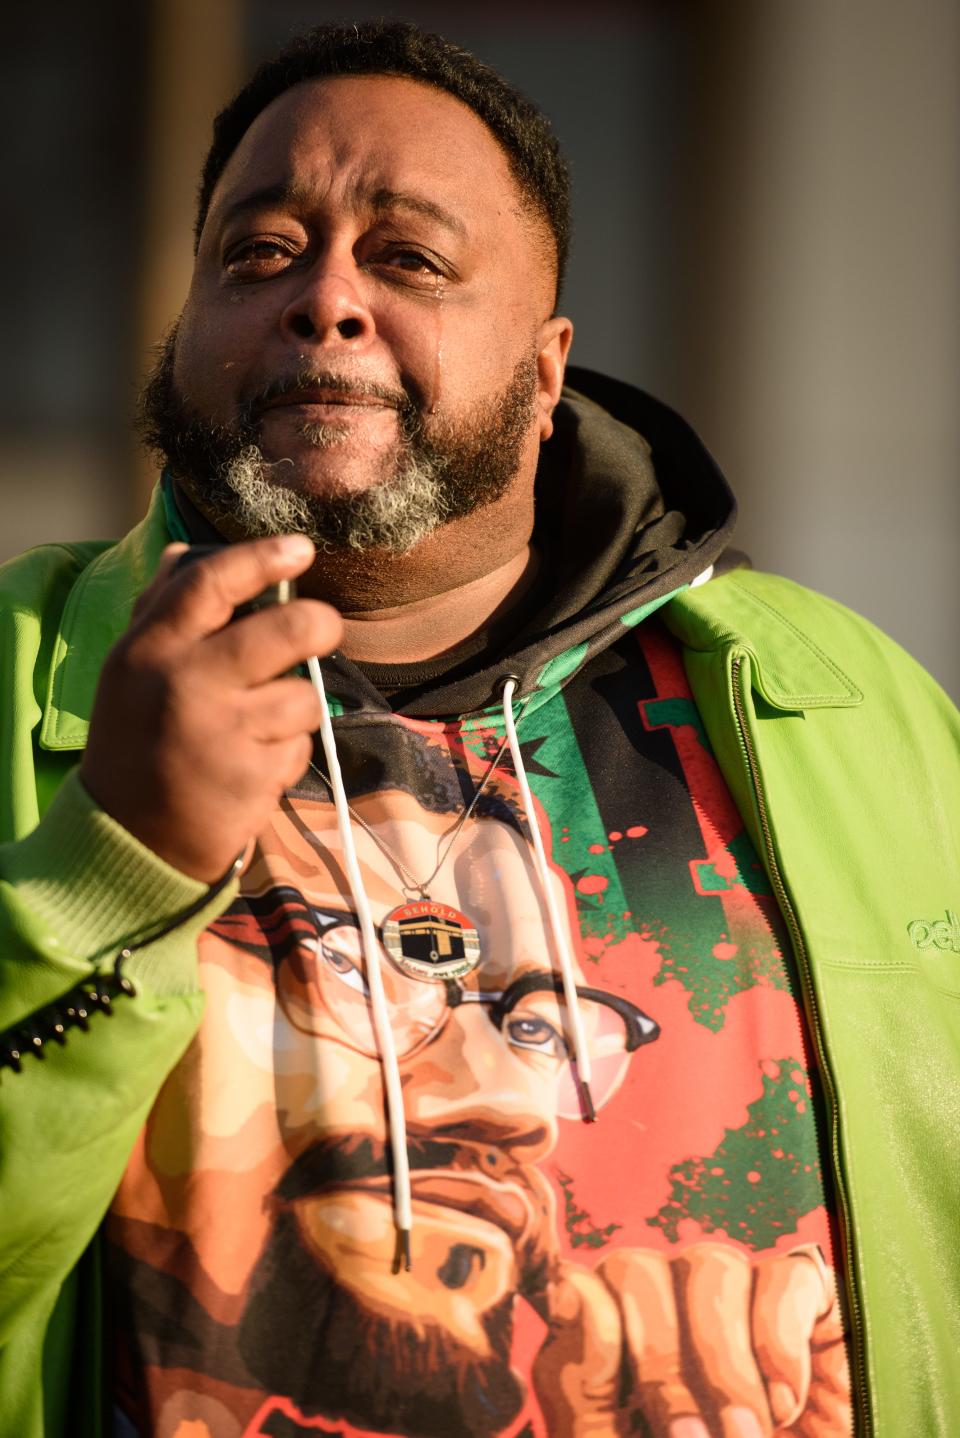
[106,629,851,1438]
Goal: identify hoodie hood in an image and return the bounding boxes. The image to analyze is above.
[317,366,738,720]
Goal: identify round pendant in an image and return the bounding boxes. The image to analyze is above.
[381,901,481,982]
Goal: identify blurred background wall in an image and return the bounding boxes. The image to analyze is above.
[1,0,957,696]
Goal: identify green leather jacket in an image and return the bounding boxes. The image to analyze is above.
[1,490,958,1435]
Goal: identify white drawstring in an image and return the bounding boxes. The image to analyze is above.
[501,678,596,1121]
[307,657,413,1269]
[302,661,597,1276]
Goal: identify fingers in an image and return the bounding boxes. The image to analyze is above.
[757,1247,851,1438]
[274,732,315,792]
[82,538,335,881]
[131,542,188,620]
[674,1246,773,1438]
[596,1250,706,1437]
[750,1246,832,1426]
[204,598,342,685]
[796,1326,852,1438]
[142,534,318,643]
[532,1265,624,1437]
[594,1243,847,1438]
[245,676,324,743]
[599,1245,775,1438]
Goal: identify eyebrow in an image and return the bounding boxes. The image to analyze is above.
[216,180,467,240]
[310,903,360,933]
[366,186,467,239]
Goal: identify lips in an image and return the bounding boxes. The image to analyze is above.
[334,1168,538,1245]
[278,1136,547,1252]
[259,387,395,414]
[412,1172,536,1241]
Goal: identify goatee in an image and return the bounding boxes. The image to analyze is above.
[238,1203,525,1438]
[136,330,538,554]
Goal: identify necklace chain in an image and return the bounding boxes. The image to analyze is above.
[308,717,522,901]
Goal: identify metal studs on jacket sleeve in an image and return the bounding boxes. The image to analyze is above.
[0,851,243,1077]
[0,953,136,1073]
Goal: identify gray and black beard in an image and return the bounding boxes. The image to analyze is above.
[136,329,538,554]
[237,1205,525,1438]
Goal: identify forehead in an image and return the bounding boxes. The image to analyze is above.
[205,73,527,236]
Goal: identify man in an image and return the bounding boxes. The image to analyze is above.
[0,19,956,1438]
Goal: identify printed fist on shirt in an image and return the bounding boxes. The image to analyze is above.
[532,1242,851,1437]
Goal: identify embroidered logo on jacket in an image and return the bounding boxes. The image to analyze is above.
[907,909,960,953]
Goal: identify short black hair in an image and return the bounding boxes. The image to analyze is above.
[195,19,571,298]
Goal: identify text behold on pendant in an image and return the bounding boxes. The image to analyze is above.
[381,901,481,982]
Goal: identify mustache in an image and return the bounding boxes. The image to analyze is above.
[276,1134,463,1200]
[240,368,418,425]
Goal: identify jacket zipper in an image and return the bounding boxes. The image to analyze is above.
[730,656,869,1437]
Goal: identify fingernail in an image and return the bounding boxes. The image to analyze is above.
[277,534,314,560]
[768,1380,799,1425]
[720,1407,765,1438]
[669,1419,711,1438]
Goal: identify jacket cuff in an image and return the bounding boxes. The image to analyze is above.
[2,769,238,995]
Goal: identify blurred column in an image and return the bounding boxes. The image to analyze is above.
[676,0,960,698]
[136,0,245,515]
[0,1,148,561]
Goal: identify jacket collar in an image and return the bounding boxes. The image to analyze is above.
[39,490,861,752]
[665,571,863,710]
[39,486,172,751]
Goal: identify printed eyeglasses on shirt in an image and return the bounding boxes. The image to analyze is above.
[254,893,661,1118]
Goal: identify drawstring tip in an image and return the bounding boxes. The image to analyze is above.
[393,1228,412,1273]
[580,1080,597,1124]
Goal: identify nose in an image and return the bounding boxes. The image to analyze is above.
[402,1008,558,1162]
[279,250,376,349]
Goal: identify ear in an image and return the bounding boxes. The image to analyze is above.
[535,316,574,441]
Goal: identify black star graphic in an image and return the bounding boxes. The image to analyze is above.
[495,734,559,780]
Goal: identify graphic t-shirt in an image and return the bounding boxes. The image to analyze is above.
[107,623,851,1437]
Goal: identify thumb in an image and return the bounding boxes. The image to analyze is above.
[532,1266,624,1438]
[130,542,189,621]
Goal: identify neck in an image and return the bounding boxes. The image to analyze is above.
[183,465,540,664]
[296,483,538,663]
[338,544,539,664]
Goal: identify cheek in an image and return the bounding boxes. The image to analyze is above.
[170,312,218,413]
[408,294,518,415]
[224,990,276,1071]
[274,1022,386,1138]
[171,284,265,418]
[214,970,384,1139]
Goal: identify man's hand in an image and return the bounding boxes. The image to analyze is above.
[532,1243,850,1437]
[80,536,341,881]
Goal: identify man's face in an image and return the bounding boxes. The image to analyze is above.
[244,793,567,1308]
[152,74,570,550]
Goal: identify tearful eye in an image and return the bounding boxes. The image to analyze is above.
[505,1014,566,1059]
[372,246,447,283]
[224,239,298,278]
[385,250,433,271]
